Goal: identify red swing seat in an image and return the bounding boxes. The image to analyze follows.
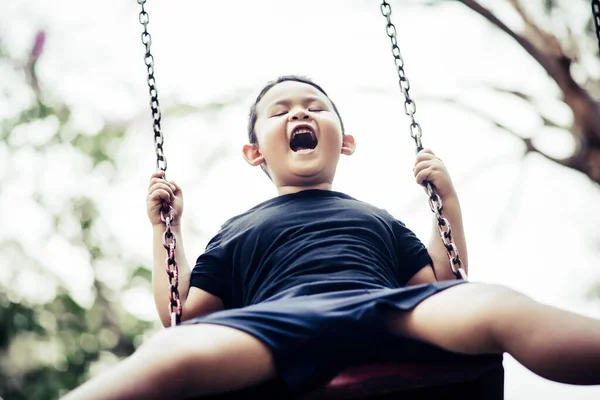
[205,356,504,399]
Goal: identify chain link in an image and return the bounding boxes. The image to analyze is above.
[138,0,167,172]
[138,0,182,326]
[162,209,182,326]
[593,0,600,54]
[380,1,467,281]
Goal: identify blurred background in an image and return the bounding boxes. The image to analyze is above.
[1,0,600,398]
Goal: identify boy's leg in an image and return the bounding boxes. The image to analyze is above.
[61,324,276,400]
[385,283,600,385]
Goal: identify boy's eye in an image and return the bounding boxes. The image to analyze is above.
[270,108,325,117]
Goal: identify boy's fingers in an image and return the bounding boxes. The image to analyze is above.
[148,176,171,191]
[148,186,165,199]
[415,169,430,185]
[170,181,181,194]
[148,176,161,189]
[148,189,172,204]
[148,171,166,187]
[149,182,174,200]
[148,173,181,197]
[413,160,432,176]
[148,180,159,191]
[415,152,435,164]
[417,148,434,156]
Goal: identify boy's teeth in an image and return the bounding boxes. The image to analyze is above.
[292,129,312,137]
[290,127,318,151]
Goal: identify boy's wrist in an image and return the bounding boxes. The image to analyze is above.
[437,191,459,209]
[437,186,458,202]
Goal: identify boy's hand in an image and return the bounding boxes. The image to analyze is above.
[413,149,456,200]
[147,171,183,227]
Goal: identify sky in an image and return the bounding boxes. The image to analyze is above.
[1,0,600,398]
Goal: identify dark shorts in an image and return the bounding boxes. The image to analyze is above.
[184,280,481,392]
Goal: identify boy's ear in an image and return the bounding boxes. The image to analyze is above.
[242,143,265,166]
[341,134,356,155]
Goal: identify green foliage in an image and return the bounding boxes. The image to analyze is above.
[543,0,557,13]
[0,29,157,400]
[0,285,154,400]
[70,124,126,168]
[0,291,44,350]
[589,283,600,300]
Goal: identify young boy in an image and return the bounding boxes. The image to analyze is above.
[63,76,600,399]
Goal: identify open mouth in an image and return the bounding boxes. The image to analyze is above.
[290,126,318,152]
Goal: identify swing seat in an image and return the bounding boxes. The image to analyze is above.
[204,355,504,399]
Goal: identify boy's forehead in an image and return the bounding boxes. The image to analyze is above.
[257,81,330,112]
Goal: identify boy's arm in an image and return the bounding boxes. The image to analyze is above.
[148,174,223,327]
[412,149,468,281]
[152,225,224,327]
[426,193,468,281]
[152,224,192,327]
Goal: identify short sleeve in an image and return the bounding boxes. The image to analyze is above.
[392,220,433,284]
[190,232,232,306]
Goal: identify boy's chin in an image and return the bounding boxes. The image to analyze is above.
[286,168,336,186]
[287,161,323,177]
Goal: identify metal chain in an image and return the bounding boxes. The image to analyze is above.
[138,0,166,172]
[593,0,600,54]
[380,1,467,281]
[162,209,182,327]
[137,0,182,326]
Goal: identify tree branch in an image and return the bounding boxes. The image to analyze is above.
[454,0,600,184]
[425,95,576,168]
[456,0,557,70]
[506,0,563,56]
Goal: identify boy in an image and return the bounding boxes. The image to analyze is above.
[63,76,600,399]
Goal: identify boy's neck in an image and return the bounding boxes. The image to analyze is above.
[277,182,332,196]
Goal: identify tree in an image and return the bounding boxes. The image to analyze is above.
[0,23,233,399]
[0,31,155,400]
[450,0,600,184]
[1,1,599,398]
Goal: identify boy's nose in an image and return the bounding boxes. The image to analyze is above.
[289,108,310,120]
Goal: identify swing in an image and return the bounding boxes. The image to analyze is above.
[135,1,505,398]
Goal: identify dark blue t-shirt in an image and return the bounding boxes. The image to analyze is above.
[190,190,432,309]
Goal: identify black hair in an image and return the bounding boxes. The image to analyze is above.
[247,75,345,144]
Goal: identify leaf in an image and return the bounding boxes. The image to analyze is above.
[70,124,126,168]
[543,0,556,14]
[131,265,152,283]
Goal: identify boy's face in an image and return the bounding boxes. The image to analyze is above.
[244,81,355,190]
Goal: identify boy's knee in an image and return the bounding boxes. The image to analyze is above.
[478,284,529,306]
[477,284,534,347]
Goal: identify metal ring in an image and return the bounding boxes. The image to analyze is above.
[404,99,416,116]
[141,31,151,45]
[386,23,397,39]
[139,11,149,25]
[410,122,422,139]
[380,2,391,17]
